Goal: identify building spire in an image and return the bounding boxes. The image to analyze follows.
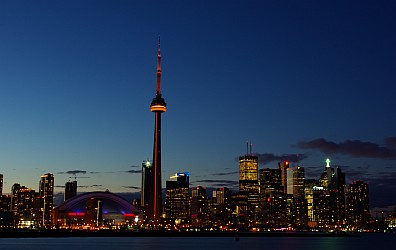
[156,36,162,96]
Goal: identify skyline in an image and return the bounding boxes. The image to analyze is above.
[0,1,395,211]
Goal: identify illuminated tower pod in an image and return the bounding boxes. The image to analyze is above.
[148,38,167,222]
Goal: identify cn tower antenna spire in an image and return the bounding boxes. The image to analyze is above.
[156,36,162,96]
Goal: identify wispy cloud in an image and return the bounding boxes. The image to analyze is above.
[297,137,396,159]
[245,153,308,165]
[57,170,87,175]
[212,171,239,176]
[122,186,140,190]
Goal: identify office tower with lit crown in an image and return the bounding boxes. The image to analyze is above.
[164,172,189,222]
[65,180,77,201]
[278,160,290,193]
[191,186,208,226]
[141,160,152,216]
[346,180,370,228]
[148,38,167,222]
[239,145,259,201]
[317,159,346,228]
[39,173,54,228]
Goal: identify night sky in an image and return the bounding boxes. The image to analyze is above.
[0,1,395,211]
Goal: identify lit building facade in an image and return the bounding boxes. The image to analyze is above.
[141,160,152,217]
[191,186,208,226]
[164,172,190,222]
[346,181,370,228]
[39,173,54,228]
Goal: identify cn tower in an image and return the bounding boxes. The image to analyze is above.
[148,38,166,222]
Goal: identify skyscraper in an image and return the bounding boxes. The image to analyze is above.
[141,160,152,215]
[148,38,167,222]
[191,186,208,226]
[65,180,77,201]
[39,173,54,228]
[164,172,189,222]
[346,180,370,228]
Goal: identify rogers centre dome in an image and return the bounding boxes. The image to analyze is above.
[53,191,142,228]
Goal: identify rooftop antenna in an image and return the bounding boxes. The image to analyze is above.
[246,140,249,155]
[250,141,253,156]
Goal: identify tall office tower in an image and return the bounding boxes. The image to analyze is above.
[191,186,208,226]
[164,172,189,222]
[148,38,167,222]
[318,159,346,226]
[141,160,152,215]
[11,184,36,227]
[304,179,319,224]
[293,166,305,197]
[213,187,232,224]
[39,173,54,228]
[64,180,77,201]
[346,181,370,228]
[278,160,290,193]
[286,168,294,195]
[259,168,283,195]
[239,146,259,206]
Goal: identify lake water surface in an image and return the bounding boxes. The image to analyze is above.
[0,233,394,250]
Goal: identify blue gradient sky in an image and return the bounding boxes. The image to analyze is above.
[0,1,395,209]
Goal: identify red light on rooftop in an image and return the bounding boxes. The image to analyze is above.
[123,213,135,217]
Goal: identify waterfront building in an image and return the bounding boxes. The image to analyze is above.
[346,180,370,229]
[11,184,36,228]
[191,186,208,226]
[141,160,152,217]
[164,172,190,223]
[39,173,54,228]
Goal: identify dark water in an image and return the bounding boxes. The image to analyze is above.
[0,234,394,250]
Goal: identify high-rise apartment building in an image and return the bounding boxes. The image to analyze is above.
[39,173,54,228]
[346,180,370,228]
[11,184,36,228]
[65,180,77,201]
[191,186,208,226]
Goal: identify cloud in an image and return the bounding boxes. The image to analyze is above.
[253,153,308,165]
[57,170,87,175]
[212,171,239,176]
[126,170,142,174]
[297,137,396,159]
[194,179,239,186]
[130,165,141,168]
[122,186,140,190]
[78,184,103,188]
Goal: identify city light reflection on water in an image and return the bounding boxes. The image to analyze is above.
[0,234,394,250]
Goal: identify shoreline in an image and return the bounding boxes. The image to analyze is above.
[0,230,360,238]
